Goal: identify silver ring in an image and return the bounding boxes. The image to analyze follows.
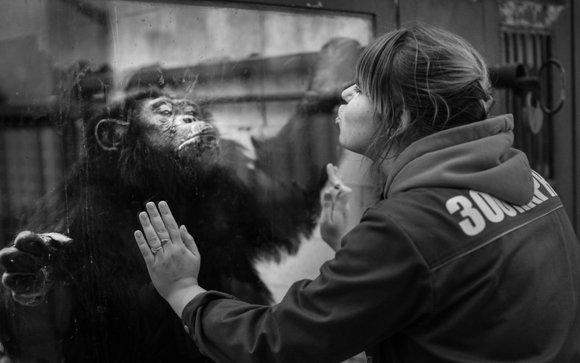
[151,246,163,255]
[160,239,170,246]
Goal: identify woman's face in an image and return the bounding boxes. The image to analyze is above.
[336,84,376,156]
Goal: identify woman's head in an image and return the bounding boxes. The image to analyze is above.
[338,24,492,165]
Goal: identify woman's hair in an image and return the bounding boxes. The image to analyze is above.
[355,24,493,167]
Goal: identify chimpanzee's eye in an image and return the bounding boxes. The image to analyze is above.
[183,106,199,117]
[157,104,173,116]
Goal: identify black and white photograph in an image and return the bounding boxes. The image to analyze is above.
[0,1,578,362]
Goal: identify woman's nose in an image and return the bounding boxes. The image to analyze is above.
[341,85,356,102]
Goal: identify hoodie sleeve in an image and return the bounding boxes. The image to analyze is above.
[181,207,433,363]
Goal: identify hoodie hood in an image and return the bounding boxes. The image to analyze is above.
[383,114,534,205]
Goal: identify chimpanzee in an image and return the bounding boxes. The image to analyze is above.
[0,87,333,362]
[0,36,362,363]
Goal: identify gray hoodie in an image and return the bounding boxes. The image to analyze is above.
[182,114,580,363]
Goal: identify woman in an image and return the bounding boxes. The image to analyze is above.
[134,25,580,362]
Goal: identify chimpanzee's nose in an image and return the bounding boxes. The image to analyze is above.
[183,116,194,124]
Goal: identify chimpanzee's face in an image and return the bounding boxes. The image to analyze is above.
[137,96,220,164]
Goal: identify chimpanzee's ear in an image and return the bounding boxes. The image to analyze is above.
[95,119,129,151]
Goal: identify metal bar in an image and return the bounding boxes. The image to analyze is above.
[572,0,580,230]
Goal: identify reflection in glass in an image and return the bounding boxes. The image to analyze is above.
[0,1,373,362]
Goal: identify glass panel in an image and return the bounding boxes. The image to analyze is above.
[0,1,373,361]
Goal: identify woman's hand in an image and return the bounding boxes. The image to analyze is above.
[320,163,352,251]
[134,201,206,316]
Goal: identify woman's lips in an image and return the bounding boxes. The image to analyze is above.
[336,106,345,124]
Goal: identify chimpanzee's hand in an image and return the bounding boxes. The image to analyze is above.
[0,231,72,306]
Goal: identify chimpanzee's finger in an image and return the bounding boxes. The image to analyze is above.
[1,272,43,293]
[138,211,162,251]
[0,248,42,272]
[134,230,154,265]
[13,232,49,257]
[158,201,181,244]
[145,202,171,243]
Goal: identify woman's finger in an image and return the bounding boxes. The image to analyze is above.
[321,190,334,205]
[326,163,341,187]
[321,193,334,223]
[322,164,351,200]
[158,201,181,244]
[146,202,171,244]
[327,163,352,193]
[139,211,162,251]
[336,184,352,203]
[134,230,155,265]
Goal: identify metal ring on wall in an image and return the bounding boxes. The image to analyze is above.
[538,58,566,115]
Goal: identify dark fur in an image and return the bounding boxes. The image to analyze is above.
[0,89,329,362]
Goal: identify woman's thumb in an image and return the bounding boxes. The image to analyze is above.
[180,225,200,256]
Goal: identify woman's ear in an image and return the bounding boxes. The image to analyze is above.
[95,119,129,151]
[399,108,411,131]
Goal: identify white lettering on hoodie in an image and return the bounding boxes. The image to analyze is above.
[445,171,558,236]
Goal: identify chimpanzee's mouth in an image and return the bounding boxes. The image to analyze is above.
[178,133,218,151]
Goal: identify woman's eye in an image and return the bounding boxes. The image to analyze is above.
[160,109,172,116]
[353,85,362,94]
